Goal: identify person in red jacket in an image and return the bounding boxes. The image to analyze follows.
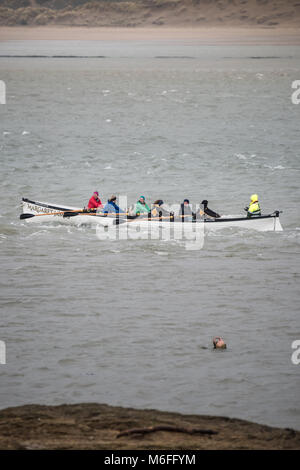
[87,191,103,210]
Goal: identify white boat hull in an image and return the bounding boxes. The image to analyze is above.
[127,215,283,232]
[21,198,283,232]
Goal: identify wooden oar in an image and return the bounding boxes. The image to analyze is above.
[20,210,205,221]
[63,211,95,218]
[63,211,129,218]
[20,210,130,220]
[62,212,141,225]
[20,209,128,220]
[20,209,90,220]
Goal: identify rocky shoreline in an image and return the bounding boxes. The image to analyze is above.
[0,403,299,449]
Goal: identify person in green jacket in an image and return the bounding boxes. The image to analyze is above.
[135,196,151,215]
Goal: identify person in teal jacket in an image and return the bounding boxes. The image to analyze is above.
[135,196,150,214]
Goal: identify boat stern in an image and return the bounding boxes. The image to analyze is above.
[273,211,283,232]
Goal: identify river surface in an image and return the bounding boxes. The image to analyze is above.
[0,39,299,430]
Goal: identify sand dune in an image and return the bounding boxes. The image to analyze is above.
[0,0,300,28]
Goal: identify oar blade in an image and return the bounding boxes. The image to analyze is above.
[63,211,79,218]
[20,213,35,219]
[114,217,128,225]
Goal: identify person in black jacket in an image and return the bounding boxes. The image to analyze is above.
[197,200,220,219]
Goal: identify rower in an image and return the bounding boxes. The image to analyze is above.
[135,196,151,215]
[179,199,193,218]
[103,195,125,214]
[245,194,261,217]
[197,200,220,219]
[87,191,103,211]
[151,200,170,217]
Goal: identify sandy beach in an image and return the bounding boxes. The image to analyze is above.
[0,25,300,45]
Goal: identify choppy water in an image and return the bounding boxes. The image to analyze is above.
[0,40,299,430]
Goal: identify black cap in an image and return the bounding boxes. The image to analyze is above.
[184,199,189,204]
[153,199,163,206]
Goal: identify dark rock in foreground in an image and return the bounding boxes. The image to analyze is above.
[0,403,299,449]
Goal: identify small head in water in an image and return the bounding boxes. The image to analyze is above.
[213,337,226,349]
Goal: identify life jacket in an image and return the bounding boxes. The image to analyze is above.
[248,200,261,215]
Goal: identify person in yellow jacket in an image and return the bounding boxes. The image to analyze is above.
[245,194,261,217]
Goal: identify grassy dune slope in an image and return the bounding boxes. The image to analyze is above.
[0,0,300,27]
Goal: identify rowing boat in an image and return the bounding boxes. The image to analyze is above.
[21,198,283,232]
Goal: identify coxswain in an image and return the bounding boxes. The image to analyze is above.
[87,191,103,211]
[103,195,125,214]
[245,194,261,217]
[135,196,151,214]
[213,337,227,349]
